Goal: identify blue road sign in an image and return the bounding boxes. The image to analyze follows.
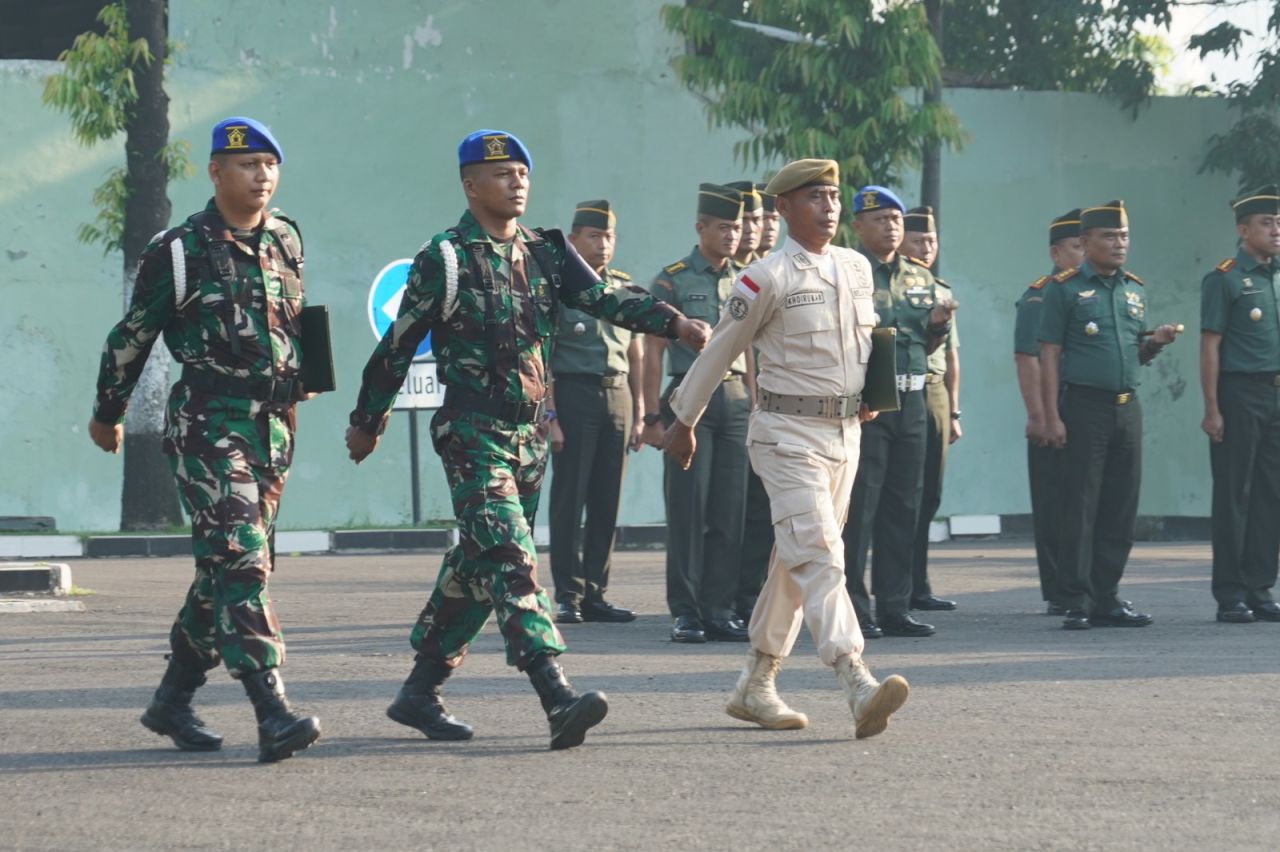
[367,259,431,359]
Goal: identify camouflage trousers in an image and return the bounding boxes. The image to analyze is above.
[410,411,566,671]
[165,396,291,679]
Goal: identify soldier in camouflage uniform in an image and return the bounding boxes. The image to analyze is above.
[88,117,321,763]
[345,129,709,750]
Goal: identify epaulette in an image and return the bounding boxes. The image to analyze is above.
[905,255,931,269]
[1028,274,1050,290]
[1216,257,1236,274]
[609,268,632,282]
[1052,267,1080,283]
[664,260,687,276]
[1123,270,1145,286]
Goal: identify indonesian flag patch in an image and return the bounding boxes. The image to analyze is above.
[735,273,761,301]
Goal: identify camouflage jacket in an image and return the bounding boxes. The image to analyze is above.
[93,199,305,427]
[350,210,680,433]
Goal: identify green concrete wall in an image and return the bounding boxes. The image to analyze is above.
[0,0,1236,532]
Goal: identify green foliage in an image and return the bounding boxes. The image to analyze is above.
[661,0,964,243]
[41,1,191,254]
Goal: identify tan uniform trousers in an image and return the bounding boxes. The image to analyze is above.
[746,415,864,666]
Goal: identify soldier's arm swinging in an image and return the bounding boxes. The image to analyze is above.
[1200,332,1225,442]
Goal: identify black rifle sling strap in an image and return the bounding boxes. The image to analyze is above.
[190,211,243,357]
[450,229,503,391]
[522,226,562,331]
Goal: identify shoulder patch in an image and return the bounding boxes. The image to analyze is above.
[664,260,687,276]
[1216,257,1236,273]
[1123,270,1145,286]
[608,268,632,282]
[1029,275,1050,290]
[1052,267,1080,283]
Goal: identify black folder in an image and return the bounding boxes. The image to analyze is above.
[299,304,336,394]
[864,327,899,412]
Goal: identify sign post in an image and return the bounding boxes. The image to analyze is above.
[368,259,444,525]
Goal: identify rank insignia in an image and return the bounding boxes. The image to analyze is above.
[225,125,249,149]
[1243,277,1254,289]
[1085,321,1099,336]
[483,134,509,160]
[1251,307,1263,321]
[1078,289,1096,299]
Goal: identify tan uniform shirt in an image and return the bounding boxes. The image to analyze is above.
[670,237,875,451]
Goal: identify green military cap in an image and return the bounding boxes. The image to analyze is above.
[573,199,615,230]
[764,159,839,196]
[725,181,763,213]
[698,183,743,220]
[1081,200,1128,231]
[1232,185,1280,220]
[1049,208,1082,244]
[904,205,936,234]
[754,182,776,212]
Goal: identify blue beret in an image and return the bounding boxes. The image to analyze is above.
[458,129,532,171]
[854,185,904,215]
[210,117,284,164]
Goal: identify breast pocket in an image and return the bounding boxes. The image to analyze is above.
[680,292,715,321]
[1073,298,1104,321]
[781,303,840,368]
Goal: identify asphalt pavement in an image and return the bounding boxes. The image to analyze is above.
[1,542,1279,851]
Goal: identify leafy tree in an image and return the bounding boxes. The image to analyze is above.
[661,0,964,244]
[43,0,192,530]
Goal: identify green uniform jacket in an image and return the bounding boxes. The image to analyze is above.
[1201,249,1280,373]
[1013,270,1056,357]
[650,247,746,376]
[861,249,940,376]
[926,277,959,375]
[352,211,677,432]
[551,267,634,376]
[1038,261,1149,392]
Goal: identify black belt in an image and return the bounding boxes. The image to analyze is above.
[181,366,302,402]
[443,387,546,424]
[1224,371,1280,387]
[556,373,628,389]
[1066,384,1136,406]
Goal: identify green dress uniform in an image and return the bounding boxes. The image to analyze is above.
[911,278,958,600]
[653,246,751,627]
[548,266,636,610]
[1038,259,1150,617]
[1201,248,1280,609]
[842,246,941,631]
[1014,271,1064,606]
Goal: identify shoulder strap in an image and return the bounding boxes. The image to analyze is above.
[1029,275,1049,290]
[189,210,242,356]
[1216,257,1237,274]
[265,215,303,271]
[450,227,502,390]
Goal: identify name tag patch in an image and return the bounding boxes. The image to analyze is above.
[785,290,825,309]
[686,293,708,301]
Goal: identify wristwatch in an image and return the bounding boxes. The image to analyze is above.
[643,413,663,426]
[950,410,962,420]
[543,408,557,422]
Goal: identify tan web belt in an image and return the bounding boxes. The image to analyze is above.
[758,389,863,419]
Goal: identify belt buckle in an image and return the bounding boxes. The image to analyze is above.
[1115,392,1131,405]
[832,396,850,418]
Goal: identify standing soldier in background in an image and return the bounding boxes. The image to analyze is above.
[547,200,641,626]
[756,183,781,258]
[87,117,321,763]
[662,159,910,739]
[730,181,774,620]
[642,184,752,644]
[902,206,960,613]
[346,130,709,749]
[1199,187,1280,624]
[1014,210,1083,615]
[727,181,764,266]
[842,187,956,639]
[1039,200,1179,630]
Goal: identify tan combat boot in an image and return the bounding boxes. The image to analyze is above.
[834,655,909,739]
[725,649,808,730]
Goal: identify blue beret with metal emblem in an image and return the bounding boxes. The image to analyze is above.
[458,129,533,171]
[210,116,284,163]
[853,185,905,215]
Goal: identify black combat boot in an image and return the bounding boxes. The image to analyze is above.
[139,656,223,752]
[386,655,474,741]
[241,669,321,763]
[526,653,608,751]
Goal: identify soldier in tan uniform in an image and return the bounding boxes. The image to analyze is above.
[662,159,910,739]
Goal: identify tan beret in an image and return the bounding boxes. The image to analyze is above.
[765,159,840,196]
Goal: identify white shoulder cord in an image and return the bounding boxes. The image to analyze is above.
[436,238,460,321]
